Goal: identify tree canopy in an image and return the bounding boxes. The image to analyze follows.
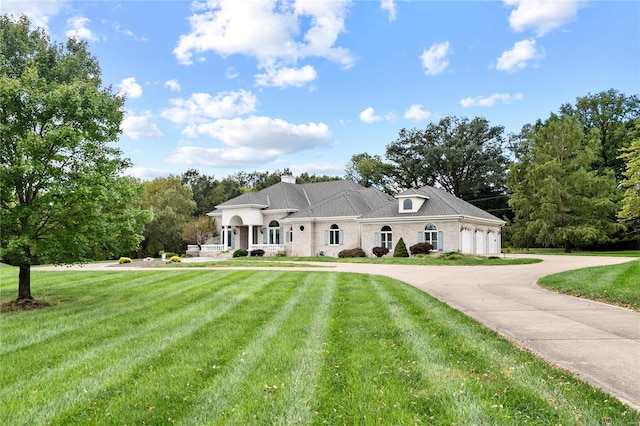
[0,15,150,301]
[508,113,621,252]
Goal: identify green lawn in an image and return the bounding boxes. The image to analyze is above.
[539,260,640,310]
[1,269,636,425]
[507,248,640,258]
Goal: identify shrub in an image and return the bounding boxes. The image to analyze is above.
[338,248,366,258]
[250,249,265,257]
[372,246,390,258]
[439,251,464,260]
[169,256,181,263]
[393,237,409,257]
[118,257,132,264]
[233,249,248,258]
[410,242,432,256]
[276,251,287,257]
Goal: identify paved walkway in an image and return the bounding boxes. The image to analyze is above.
[38,255,640,409]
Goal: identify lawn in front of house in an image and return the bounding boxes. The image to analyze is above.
[1,269,636,425]
[539,259,640,310]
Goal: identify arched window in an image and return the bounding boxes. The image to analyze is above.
[424,223,438,247]
[380,225,393,250]
[403,199,413,211]
[268,220,280,244]
[328,224,341,245]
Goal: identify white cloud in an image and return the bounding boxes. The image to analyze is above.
[226,67,239,79]
[125,167,172,181]
[161,90,258,124]
[167,115,332,168]
[113,23,148,41]
[504,0,584,36]
[1,0,65,30]
[404,104,431,121]
[182,116,332,153]
[121,111,163,139]
[167,146,275,168]
[164,79,182,92]
[65,16,98,42]
[173,0,355,86]
[359,107,382,124]
[380,0,397,21]
[255,65,317,88]
[117,77,143,99]
[419,41,450,76]
[460,92,523,107]
[496,39,544,72]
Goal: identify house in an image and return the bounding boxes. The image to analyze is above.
[201,175,505,257]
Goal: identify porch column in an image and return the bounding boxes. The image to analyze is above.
[222,226,227,247]
[248,225,254,249]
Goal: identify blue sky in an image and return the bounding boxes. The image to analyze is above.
[3,1,639,180]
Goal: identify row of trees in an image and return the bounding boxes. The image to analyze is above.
[345,89,639,251]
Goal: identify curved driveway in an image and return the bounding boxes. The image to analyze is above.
[40,254,640,409]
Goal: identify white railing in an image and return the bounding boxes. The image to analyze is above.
[249,244,285,252]
[199,244,227,253]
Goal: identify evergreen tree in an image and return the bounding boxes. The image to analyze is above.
[508,113,621,252]
[393,237,409,257]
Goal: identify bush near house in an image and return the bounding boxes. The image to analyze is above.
[169,256,182,263]
[393,238,409,257]
[410,242,433,255]
[338,248,367,258]
[233,249,248,258]
[118,257,132,264]
[372,246,390,258]
[250,249,265,257]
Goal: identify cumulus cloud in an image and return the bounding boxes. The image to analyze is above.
[460,92,523,107]
[65,16,98,42]
[164,79,182,92]
[255,65,318,88]
[173,0,354,87]
[404,104,431,121]
[167,116,332,168]
[117,77,143,99]
[496,39,544,72]
[381,0,397,21]
[419,41,450,76]
[182,116,331,152]
[1,0,65,30]
[359,107,383,124]
[161,90,258,124]
[504,0,584,36]
[121,111,163,139]
[125,167,172,181]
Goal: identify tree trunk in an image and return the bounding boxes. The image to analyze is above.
[18,264,33,301]
[564,239,572,253]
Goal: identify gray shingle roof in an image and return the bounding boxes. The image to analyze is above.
[213,181,502,223]
[360,186,504,222]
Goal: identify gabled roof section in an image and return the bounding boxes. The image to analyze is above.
[214,180,376,212]
[360,186,504,222]
[286,187,394,219]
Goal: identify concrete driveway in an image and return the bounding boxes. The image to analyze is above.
[38,254,640,409]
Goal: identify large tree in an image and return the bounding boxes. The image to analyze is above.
[508,113,621,252]
[138,176,196,256]
[618,121,640,224]
[561,89,640,181]
[350,116,510,213]
[0,15,150,302]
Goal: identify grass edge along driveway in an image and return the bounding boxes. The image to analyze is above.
[1,269,637,425]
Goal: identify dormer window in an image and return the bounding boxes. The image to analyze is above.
[403,199,412,211]
[398,194,428,213]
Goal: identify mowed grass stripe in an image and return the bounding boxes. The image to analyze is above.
[1,271,283,425]
[44,272,310,425]
[182,273,317,425]
[376,276,633,425]
[220,273,338,425]
[0,271,235,354]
